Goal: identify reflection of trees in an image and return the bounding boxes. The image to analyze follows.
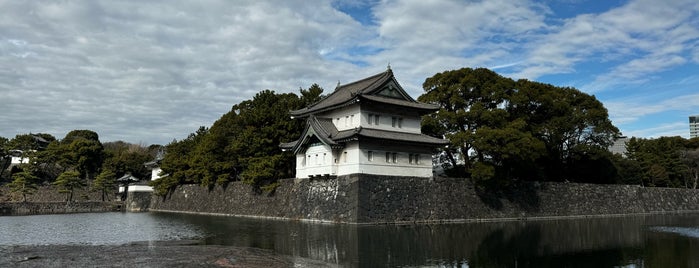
[164,213,699,267]
[470,225,542,267]
[644,232,699,268]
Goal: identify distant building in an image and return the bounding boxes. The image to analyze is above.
[609,136,629,156]
[691,115,699,138]
[144,148,166,181]
[281,68,449,179]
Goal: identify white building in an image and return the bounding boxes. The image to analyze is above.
[690,115,699,139]
[281,68,448,179]
[8,150,30,166]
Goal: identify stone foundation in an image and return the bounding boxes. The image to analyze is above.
[0,201,122,216]
[149,174,699,224]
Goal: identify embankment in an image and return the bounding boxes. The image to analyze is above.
[0,201,122,216]
[0,185,121,216]
[150,174,699,224]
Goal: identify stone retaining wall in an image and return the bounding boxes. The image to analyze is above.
[150,174,699,224]
[0,201,122,216]
[0,185,106,203]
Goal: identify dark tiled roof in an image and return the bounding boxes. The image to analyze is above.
[281,116,341,153]
[290,69,433,117]
[361,94,439,111]
[336,127,449,145]
[280,117,448,152]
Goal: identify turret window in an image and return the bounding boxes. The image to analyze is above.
[392,117,403,128]
[368,114,380,125]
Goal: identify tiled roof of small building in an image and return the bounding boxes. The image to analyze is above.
[290,69,438,117]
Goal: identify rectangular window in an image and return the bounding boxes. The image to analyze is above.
[414,154,419,165]
[386,152,391,163]
[368,114,373,125]
[392,153,397,163]
[392,117,396,127]
[350,114,354,126]
[374,115,380,125]
[323,153,326,164]
[345,116,349,127]
[409,154,413,164]
[368,151,373,161]
[343,151,348,163]
[398,118,403,128]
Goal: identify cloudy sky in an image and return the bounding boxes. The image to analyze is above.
[1,0,698,145]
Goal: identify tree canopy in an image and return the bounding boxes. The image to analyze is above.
[419,67,619,183]
[151,86,323,195]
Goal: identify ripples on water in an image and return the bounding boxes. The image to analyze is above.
[0,212,203,245]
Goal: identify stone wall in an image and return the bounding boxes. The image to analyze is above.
[124,191,152,212]
[151,177,358,223]
[0,201,122,216]
[149,174,699,224]
[0,185,107,203]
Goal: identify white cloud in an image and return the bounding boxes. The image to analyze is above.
[0,0,371,144]
[624,122,689,139]
[514,0,699,88]
[606,93,699,126]
[1,0,697,144]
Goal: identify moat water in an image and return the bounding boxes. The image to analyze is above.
[2,212,699,267]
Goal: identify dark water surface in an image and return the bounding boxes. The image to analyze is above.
[2,212,699,267]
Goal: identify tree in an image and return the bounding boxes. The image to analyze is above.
[419,68,516,177]
[151,85,323,195]
[0,136,9,180]
[509,79,619,181]
[9,166,38,202]
[625,136,690,187]
[418,67,618,182]
[93,169,117,201]
[54,171,84,202]
[151,128,207,196]
[61,130,104,183]
[7,133,54,151]
[682,148,699,189]
[101,141,152,180]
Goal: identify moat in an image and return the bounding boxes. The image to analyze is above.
[2,212,699,267]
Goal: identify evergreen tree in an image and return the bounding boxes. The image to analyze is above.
[93,169,116,201]
[9,166,38,202]
[54,171,84,202]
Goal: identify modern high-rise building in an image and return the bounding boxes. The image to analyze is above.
[691,115,699,138]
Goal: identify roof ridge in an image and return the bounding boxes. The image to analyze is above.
[337,69,391,92]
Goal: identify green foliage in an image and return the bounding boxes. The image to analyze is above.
[419,67,619,183]
[151,85,323,195]
[0,136,10,181]
[624,136,697,188]
[7,133,54,151]
[54,171,84,202]
[101,141,152,180]
[9,166,38,202]
[151,127,208,196]
[62,131,105,181]
[93,169,117,201]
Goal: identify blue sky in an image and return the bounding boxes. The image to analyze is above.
[1,0,698,145]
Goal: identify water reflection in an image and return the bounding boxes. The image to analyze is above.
[3,212,699,267]
[169,212,699,267]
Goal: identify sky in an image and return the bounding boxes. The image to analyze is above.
[1,0,698,145]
